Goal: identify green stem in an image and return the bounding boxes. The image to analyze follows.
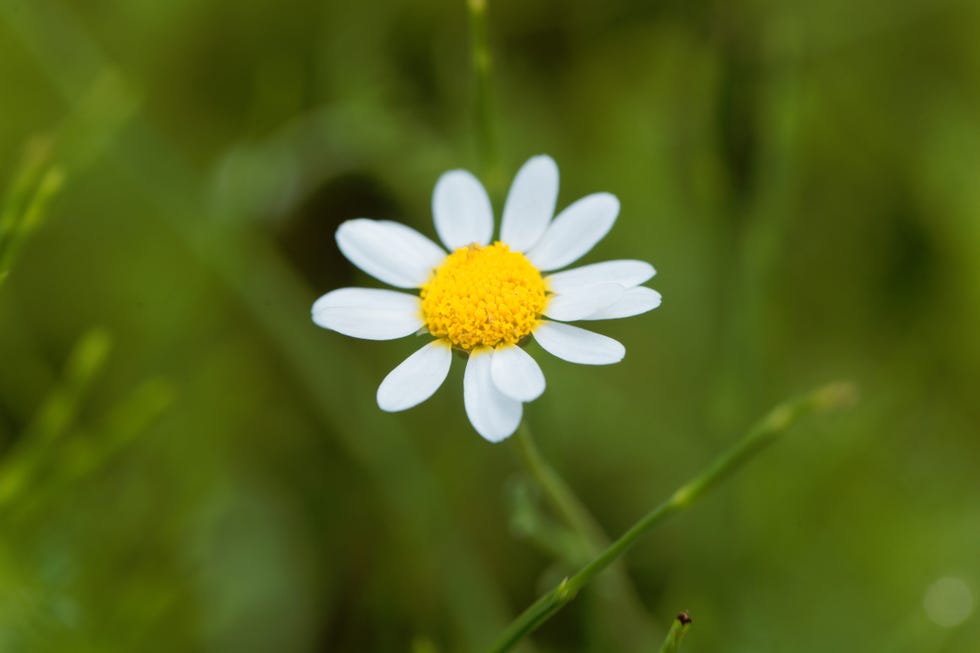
[659,612,692,653]
[514,421,608,554]
[514,421,661,648]
[487,382,857,653]
[466,0,500,188]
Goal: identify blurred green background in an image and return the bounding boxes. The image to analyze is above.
[2,0,979,651]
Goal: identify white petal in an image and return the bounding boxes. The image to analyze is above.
[432,169,494,250]
[312,288,422,340]
[543,283,624,322]
[533,321,625,365]
[546,259,655,293]
[336,219,445,288]
[525,193,619,271]
[490,345,546,402]
[500,155,559,252]
[464,351,522,442]
[582,287,662,320]
[377,341,452,412]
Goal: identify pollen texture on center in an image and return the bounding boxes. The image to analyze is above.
[420,242,547,350]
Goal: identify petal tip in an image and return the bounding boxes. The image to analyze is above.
[528,153,558,170]
[475,424,518,443]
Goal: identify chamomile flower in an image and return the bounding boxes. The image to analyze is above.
[312,155,661,442]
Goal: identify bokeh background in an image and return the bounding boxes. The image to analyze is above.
[2,0,979,651]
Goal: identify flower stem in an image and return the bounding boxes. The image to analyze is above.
[488,382,857,653]
[514,421,661,648]
[466,0,501,191]
[514,421,608,554]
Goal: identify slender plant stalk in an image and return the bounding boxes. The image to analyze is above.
[515,421,662,648]
[659,612,692,653]
[487,382,857,653]
[514,421,608,554]
[466,0,501,189]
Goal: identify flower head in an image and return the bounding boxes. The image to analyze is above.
[312,155,661,442]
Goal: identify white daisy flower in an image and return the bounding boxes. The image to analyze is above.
[312,155,661,442]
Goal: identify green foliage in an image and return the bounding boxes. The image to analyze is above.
[0,141,63,285]
[1,1,979,652]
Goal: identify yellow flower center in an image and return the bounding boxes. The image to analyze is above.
[420,242,548,351]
